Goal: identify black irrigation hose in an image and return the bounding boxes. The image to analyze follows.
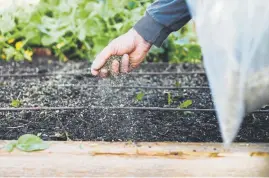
[47,85,211,90]
[0,106,214,112]
[0,71,206,78]
[0,106,269,113]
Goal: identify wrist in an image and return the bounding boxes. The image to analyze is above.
[131,28,152,49]
[133,12,172,47]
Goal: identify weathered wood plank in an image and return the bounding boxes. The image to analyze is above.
[0,141,269,177]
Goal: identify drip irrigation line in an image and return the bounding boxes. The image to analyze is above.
[0,106,268,113]
[123,72,206,75]
[0,106,213,112]
[54,85,210,90]
[0,73,91,77]
[0,71,206,78]
[1,82,210,90]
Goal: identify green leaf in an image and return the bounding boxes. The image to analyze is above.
[167,92,173,105]
[92,35,110,54]
[78,28,86,41]
[0,14,16,33]
[136,91,144,101]
[127,1,137,10]
[175,81,181,87]
[4,141,17,152]
[16,134,49,152]
[3,47,16,61]
[186,44,202,60]
[10,99,22,108]
[0,0,159,62]
[41,35,56,46]
[14,52,24,61]
[178,100,193,109]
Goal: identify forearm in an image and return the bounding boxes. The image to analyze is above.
[133,0,191,47]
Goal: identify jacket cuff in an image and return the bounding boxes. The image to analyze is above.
[133,12,172,47]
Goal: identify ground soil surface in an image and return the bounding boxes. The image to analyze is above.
[0,57,269,142]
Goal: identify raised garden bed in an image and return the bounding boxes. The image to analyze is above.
[1,57,269,176]
[0,141,269,177]
[0,56,269,143]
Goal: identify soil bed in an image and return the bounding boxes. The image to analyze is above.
[0,57,269,142]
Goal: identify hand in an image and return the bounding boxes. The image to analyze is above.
[90,28,152,77]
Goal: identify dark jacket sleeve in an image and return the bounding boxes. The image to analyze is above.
[133,0,191,47]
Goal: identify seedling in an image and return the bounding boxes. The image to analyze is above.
[10,99,21,108]
[178,99,193,108]
[175,81,181,87]
[163,91,173,105]
[136,91,145,101]
[167,92,173,105]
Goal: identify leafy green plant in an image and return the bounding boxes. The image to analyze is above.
[0,0,201,63]
[0,0,154,61]
[178,99,193,109]
[136,91,145,101]
[4,134,49,152]
[10,99,21,107]
[167,22,202,64]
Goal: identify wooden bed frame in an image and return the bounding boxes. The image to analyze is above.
[0,141,269,177]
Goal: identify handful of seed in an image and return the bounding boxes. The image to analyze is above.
[103,55,122,74]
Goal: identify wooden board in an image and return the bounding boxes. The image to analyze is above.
[0,141,269,177]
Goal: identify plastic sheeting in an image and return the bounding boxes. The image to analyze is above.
[186,0,269,145]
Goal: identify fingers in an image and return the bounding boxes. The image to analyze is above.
[97,54,130,78]
[111,60,120,75]
[120,54,129,73]
[91,45,114,76]
[99,68,108,78]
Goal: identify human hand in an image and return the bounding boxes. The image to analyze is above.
[90,28,152,77]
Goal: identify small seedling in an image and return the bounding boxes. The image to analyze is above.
[165,92,173,105]
[178,99,193,109]
[4,134,49,152]
[175,81,181,87]
[10,99,22,107]
[168,92,172,105]
[136,91,145,101]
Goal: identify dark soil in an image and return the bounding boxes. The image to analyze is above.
[0,57,269,142]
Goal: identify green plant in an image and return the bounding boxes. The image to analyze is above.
[175,81,181,87]
[136,91,145,101]
[4,134,49,152]
[167,22,202,64]
[178,99,193,109]
[164,92,173,105]
[10,99,21,107]
[0,0,153,61]
[0,0,201,63]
